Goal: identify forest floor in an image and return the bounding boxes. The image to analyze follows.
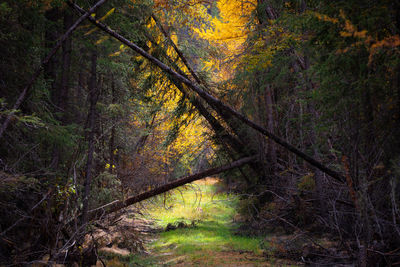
[98,178,301,266]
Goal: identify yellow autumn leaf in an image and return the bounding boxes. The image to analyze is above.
[98,8,115,22]
[95,35,110,45]
[84,27,98,36]
[109,51,121,57]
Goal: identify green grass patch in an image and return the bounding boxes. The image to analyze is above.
[99,252,159,267]
[140,181,264,257]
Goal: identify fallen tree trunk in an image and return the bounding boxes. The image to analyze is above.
[143,31,246,155]
[88,155,257,221]
[68,2,345,183]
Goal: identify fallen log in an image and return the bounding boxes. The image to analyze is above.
[87,155,257,221]
[68,2,346,184]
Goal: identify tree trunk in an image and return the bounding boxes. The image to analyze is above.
[44,7,61,169]
[44,7,60,105]
[59,10,73,122]
[308,104,325,213]
[51,10,74,169]
[152,14,205,86]
[257,0,278,25]
[76,58,86,124]
[294,53,326,214]
[264,85,277,166]
[109,76,116,174]
[144,30,246,156]
[82,50,98,225]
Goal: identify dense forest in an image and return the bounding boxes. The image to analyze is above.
[1,0,400,266]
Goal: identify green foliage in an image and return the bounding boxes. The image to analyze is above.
[90,171,122,207]
[0,109,45,128]
[297,173,315,192]
[0,2,11,16]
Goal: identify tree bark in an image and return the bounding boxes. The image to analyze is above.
[109,76,116,174]
[44,7,61,169]
[82,50,98,225]
[44,7,60,105]
[264,85,277,166]
[293,53,326,213]
[51,10,74,169]
[257,0,278,25]
[59,10,73,121]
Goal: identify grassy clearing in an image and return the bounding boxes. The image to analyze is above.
[133,178,269,266]
[101,178,299,266]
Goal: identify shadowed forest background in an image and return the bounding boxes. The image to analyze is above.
[1,0,400,266]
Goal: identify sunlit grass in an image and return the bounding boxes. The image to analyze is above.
[140,179,264,257]
[154,221,263,254]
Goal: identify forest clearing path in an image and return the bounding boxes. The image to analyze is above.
[122,178,300,266]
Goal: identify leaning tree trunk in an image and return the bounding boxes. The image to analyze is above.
[145,24,262,182]
[88,155,257,221]
[144,26,247,157]
[69,2,346,184]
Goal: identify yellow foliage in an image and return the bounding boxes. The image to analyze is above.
[195,0,256,81]
[197,0,301,80]
[313,11,339,24]
[241,23,300,73]
[84,27,98,36]
[109,44,128,57]
[95,35,110,45]
[105,163,116,169]
[98,7,115,22]
[153,0,211,31]
[84,8,115,36]
[369,35,400,63]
